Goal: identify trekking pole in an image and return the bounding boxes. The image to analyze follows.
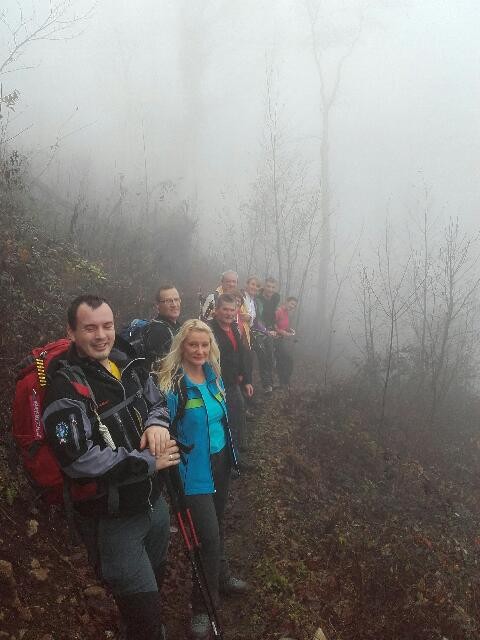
[164,464,224,640]
[197,289,205,320]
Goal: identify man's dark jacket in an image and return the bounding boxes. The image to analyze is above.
[257,292,280,330]
[209,319,252,388]
[43,337,169,517]
[144,316,181,368]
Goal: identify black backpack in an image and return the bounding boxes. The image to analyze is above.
[119,318,175,360]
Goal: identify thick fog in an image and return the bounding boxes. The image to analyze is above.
[2,0,480,239]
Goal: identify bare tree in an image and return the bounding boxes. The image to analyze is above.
[0,1,94,78]
[305,0,364,348]
[0,1,94,164]
[352,212,480,440]
[218,63,323,304]
[323,232,362,385]
[426,220,480,424]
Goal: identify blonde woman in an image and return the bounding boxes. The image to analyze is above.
[157,319,248,640]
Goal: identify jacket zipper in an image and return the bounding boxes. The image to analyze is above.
[201,381,218,494]
[69,413,80,449]
[99,362,143,446]
[147,476,153,511]
[120,360,153,510]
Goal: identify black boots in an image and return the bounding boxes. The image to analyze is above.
[115,591,166,640]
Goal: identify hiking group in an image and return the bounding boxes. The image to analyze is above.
[13,272,298,640]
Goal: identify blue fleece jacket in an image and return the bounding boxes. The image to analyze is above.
[166,363,233,495]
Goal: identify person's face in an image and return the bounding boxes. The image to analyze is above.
[246,279,259,297]
[68,303,115,366]
[264,280,277,298]
[287,299,297,312]
[215,302,237,325]
[156,288,181,321]
[181,330,211,368]
[221,273,238,293]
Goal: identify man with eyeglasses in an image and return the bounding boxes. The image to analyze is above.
[144,284,182,368]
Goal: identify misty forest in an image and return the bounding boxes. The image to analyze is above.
[1,1,480,639]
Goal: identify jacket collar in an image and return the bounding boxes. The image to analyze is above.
[63,335,136,371]
[155,315,181,328]
[183,362,217,389]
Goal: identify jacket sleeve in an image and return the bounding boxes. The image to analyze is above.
[43,390,156,482]
[237,327,252,385]
[143,375,170,428]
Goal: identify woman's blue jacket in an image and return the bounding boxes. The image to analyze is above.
[165,363,235,495]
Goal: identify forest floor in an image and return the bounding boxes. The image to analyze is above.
[1,381,480,640]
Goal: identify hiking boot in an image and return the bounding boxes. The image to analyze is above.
[190,613,210,639]
[219,575,250,596]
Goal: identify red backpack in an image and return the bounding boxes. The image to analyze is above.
[12,338,97,505]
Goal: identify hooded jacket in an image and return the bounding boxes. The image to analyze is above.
[42,337,169,516]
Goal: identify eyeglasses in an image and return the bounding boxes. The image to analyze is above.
[158,297,181,305]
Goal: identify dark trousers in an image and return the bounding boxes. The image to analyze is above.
[225,383,247,456]
[275,337,294,385]
[186,447,231,613]
[75,496,170,640]
[253,333,274,388]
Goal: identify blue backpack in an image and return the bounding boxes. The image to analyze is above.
[118,318,150,357]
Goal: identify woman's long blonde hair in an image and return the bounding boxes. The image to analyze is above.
[156,319,222,394]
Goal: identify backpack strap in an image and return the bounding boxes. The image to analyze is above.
[99,369,144,420]
[56,362,98,408]
[57,361,145,421]
[170,374,188,437]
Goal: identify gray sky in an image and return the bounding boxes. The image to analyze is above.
[2,0,480,242]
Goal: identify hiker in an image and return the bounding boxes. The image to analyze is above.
[42,295,179,640]
[242,276,260,330]
[209,294,254,465]
[144,283,182,368]
[156,319,249,639]
[231,288,252,350]
[275,296,298,388]
[201,270,239,322]
[243,277,262,382]
[232,287,256,419]
[256,277,280,394]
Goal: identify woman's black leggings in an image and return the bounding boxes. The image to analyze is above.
[185,446,232,613]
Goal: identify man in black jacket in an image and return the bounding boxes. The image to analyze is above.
[144,284,182,368]
[209,294,253,467]
[43,295,180,640]
[256,277,280,394]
